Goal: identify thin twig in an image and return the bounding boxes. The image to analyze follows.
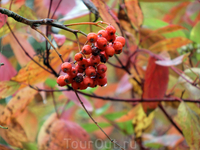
[74,90,124,150]
[159,104,183,135]
[51,89,59,118]
[33,27,64,63]
[61,99,70,116]
[6,22,52,74]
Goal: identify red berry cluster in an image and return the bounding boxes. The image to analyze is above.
[57,25,125,90]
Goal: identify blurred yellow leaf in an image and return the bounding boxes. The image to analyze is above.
[0,81,20,99]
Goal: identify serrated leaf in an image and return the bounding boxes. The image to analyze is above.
[190,21,200,44]
[149,37,192,52]
[176,102,200,150]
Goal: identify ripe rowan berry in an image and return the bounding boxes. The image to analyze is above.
[85,66,96,77]
[97,64,107,74]
[107,34,116,43]
[64,74,73,84]
[79,81,88,90]
[90,78,98,88]
[81,45,92,55]
[72,81,80,90]
[98,77,107,87]
[115,36,125,47]
[97,30,108,39]
[96,72,106,79]
[92,46,100,56]
[61,62,72,73]
[90,55,100,66]
[113,41,123,54]
[106,25,116,36]
[87,33,98,43]
[78,58,88,69]
[74,53,83,61]
[83,77,93,87]
[75,64,85,73]
[57,75,66,86]
[105,46,115,57]
[69,67,78,78]
[97,37,107,49]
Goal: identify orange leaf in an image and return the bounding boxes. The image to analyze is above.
[149,37,192,52]
[38,113,92,150]
[11,45,72,89]
[142,57,169,113]
[125,0,143,30]
[91,0,122,35]
[150,25,187,36]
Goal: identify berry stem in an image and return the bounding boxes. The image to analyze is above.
[74,90,125,150]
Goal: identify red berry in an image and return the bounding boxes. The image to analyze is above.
[98,77,107,87]
[106,25,116,36]
[83,77,93,87]
[69,67,78,78]
[107,34,116,43]
[64,74,73,84]
[75,64,85,73]
[97,37,107,49]
[85,66,96,77]
[87,33,98,43]
[96,72,106,79]
[57,75,66,86]
[97,30,108,39]
[79,81,88,90]
[97,64,107,74]
[72,81,80,90]
[90,78,98,88]
[74,53,83,61]
[115,36,125,47]
[61,62,72,73]
[81,45,92,55]
[87,58,92,66]
[113,41,123,54]
[90,55,100,66]
[105,46,115,57]
[78,58,88,69]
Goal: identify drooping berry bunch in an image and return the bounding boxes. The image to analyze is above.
[57,25,125,90]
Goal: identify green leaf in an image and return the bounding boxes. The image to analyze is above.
[22,142,38,150]
[190,21,200,44]
[45,78,57,88]
[95,103,110,115]
[81,122,111,133]
[176,102,200,149]
[104,111,127,121]
[0,81,20,99]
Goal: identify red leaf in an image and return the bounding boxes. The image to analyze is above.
[142,57,169,113]
[0,13,7,29]
[0,54,17,81]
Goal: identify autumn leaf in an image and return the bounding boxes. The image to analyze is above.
[91,0,121,35]
[38,113,92,150]
[11,45,72,89]
[116,104,154,138]
[139,0,192,2]
[176,102,200,150]
[0,13,7,28]
[0,86,38,124]
[125,0,143,30]
[142,57,169,114]
[0,144,14,150]
[150,25,187,36]
[149,37,192,52]
[0,81,20,99]
[190,21,200,44]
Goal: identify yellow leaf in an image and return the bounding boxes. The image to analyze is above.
[0,81,20,99]
[149,37,192,52]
